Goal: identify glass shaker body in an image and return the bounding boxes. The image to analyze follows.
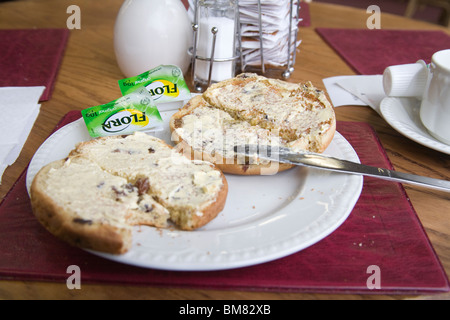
[194,0,239,88]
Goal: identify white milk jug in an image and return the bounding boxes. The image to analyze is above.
[114,0,192,78]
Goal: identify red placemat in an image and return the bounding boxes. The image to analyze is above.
[0,29,69,101]
[0,111,448,295]
[299,2,311,27]
[316,28,450,75]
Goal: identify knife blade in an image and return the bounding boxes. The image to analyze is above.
[234,145,450,192]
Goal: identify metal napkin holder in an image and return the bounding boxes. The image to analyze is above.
[189,0,301,92]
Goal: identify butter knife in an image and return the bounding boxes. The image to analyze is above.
[234,145,450,192]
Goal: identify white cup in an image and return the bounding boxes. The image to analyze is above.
[420,49,450,145]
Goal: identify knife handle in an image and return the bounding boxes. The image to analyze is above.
[292,153,450,193]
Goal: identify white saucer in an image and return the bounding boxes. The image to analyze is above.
[380,97,450,155]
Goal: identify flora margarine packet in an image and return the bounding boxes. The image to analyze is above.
[118,65,191,104]
[82,87,163,138]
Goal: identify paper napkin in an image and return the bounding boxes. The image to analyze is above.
[0,86,45,183]
[238,0,302,68]
[323,76,368,107]
[187,0,302,69]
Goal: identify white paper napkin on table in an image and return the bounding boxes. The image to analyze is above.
[0,86,45,183]
[238,0,301,68]
[323,75,386,114]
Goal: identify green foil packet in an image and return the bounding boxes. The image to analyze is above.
[118,65,191,104]
[82,87,163,138]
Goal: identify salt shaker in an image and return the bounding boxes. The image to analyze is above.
[192,0,239,90]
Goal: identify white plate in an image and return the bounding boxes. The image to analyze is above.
[380,97,450,155]
[26,107,363,271]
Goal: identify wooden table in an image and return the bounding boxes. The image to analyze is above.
[0,0,449,300]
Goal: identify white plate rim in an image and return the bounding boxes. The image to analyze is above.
[26,116,363,271]
[380,97,450,155]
